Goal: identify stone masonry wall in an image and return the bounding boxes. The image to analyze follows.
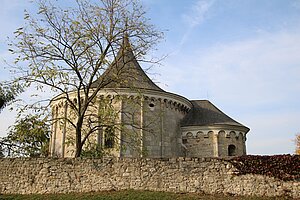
[0,158,299,198]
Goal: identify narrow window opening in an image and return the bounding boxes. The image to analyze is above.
[228,144,236,156]
[104,126,115,148]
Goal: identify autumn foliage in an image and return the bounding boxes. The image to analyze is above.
[229,155,300,181]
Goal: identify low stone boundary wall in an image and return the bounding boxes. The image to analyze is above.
[0,157,299,198]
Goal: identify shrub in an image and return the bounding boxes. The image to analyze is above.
[228,154,300,181]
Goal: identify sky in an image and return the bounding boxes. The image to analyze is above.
[1,0,300,155]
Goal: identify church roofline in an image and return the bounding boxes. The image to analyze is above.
[90,34,164,92]
[181,100,250,132]
[181,124,250,133]
[51,87,193,110]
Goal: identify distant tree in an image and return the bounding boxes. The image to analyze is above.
[0,83,23,112]
[8,0,162,157]
[0,115,50,157]
[296,133,300,155]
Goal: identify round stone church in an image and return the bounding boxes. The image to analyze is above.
[49,37,250,158]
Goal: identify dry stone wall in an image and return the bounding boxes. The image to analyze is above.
[0,157,299,198]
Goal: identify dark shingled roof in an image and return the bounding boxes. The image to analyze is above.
[181,100,249,130]
[91,35,164,92]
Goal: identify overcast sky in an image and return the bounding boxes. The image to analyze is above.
[1,0,300,155]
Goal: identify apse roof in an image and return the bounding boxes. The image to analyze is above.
[181,100,249,131]
[91,35,164,92]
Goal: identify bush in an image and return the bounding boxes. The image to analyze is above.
[228,154,300,181]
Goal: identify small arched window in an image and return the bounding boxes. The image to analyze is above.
[104,126,115,148]
[186,132,193,138]
[228,144,236,156]
[230,131,236,136]
[148,102,155,111]
[196,131,203,138]
[218,130,225,135]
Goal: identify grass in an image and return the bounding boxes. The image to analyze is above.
[0,190,291,200]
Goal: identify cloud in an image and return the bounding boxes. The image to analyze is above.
[156,29,300,155]
[176,30,300,106]
[182,0,215,28]
[170,0,215,55]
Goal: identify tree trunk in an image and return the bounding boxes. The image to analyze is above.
[74,116,84,157]
[75,142,83,157]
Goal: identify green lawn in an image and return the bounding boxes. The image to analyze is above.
[0,190,291,200]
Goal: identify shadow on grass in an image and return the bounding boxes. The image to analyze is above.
[0,190,292,200]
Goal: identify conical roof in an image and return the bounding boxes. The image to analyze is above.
[181,100,249,131]
[91,35,164,92]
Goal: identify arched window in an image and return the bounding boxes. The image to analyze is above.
[205,131,213,138]
[230,131,236,136]
[148,101,155,111]
[104,126,115,148]
[186,132,193,138]
[196,131,203,138]
[218,130,225,135]
[228,144,236,156]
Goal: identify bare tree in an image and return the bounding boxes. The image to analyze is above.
[9,0,163,157]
